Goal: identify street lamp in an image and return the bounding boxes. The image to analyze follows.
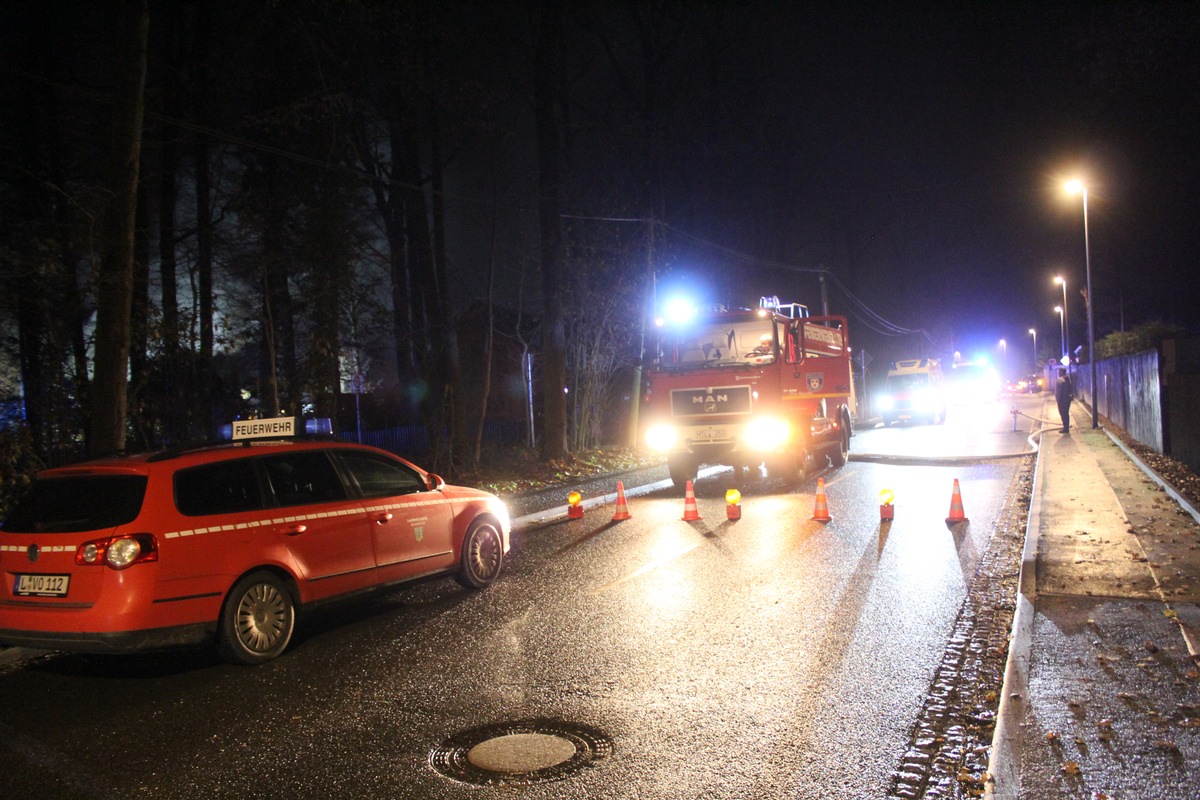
[1054,306,1065,360]
[1065,179,1098,428]
[999,338,1007,379]
[1028,328,1037,372]
[1053,275,1069,363]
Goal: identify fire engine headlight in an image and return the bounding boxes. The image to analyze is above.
[645,423,678,452]
[742,417,790,451]
[878,394,895,411]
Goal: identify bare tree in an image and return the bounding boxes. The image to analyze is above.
[89,0,148,456]
[534,0,569,461]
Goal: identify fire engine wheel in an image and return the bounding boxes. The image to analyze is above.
[218,571,296,666]
[830,427,849,468]
[766,455,805,483]
[668,457,698,492]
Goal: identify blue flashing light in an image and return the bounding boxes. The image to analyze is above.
[306,418,333,435]
[664,298,695,324]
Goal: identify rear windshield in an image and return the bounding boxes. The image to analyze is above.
[1,475,149,533]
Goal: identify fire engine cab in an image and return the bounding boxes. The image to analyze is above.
[640,296,855,490]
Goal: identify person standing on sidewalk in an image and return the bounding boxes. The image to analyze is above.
[1055,367,1074,433]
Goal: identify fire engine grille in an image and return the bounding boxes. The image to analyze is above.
[670,385,752,417]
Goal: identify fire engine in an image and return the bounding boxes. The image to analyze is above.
[640,296,855,490]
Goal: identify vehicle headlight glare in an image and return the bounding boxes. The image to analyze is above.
[879,395,895,411]
[645,424,678,451]
[743,417,790,451]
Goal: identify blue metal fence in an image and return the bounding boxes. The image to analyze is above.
[1073,339,1200,476]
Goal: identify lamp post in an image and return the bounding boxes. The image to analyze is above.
[1053,275,1069,363]
[999,338,1007,380]
[1028,328,1037,372]
[1065,179,1098,428]
[1055,306,1065,360]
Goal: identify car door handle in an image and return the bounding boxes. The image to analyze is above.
[282,524,307,536]
[374,512,394,524]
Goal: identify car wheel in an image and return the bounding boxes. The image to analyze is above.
[455,519,504,590]
[218,571,295,666]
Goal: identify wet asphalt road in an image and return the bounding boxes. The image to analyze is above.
[0,400,1033,800]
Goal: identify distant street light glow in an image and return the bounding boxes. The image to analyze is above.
[1055,306,1065,360]
[1064,179,1098,428]
[1053,275,1069,363]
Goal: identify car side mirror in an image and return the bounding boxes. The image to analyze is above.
[427,473,445,492]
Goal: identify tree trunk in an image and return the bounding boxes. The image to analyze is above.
[157,5,182,444]
[89,0,148,456]
[129,174,151,449]
[472,211,499,468]
[382,124,417,404]
[192,2,215,437]
[534,0,568,461]
[428,105,466,472]
[394,110,447,467]
[259,198,295,417]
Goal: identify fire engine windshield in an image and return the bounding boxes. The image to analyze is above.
[664,320,775,367]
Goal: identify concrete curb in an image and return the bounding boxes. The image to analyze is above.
[1103,427,1200,526]
[511,465,729,530]
[984,398,1048,800]
[1101,426,1200,657]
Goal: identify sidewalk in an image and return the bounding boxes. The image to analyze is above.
[988,397,1200,799]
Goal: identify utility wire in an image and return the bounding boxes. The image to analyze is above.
[657,221,934,344]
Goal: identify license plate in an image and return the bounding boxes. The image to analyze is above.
[696,428,726,439]
[14,574,70,598]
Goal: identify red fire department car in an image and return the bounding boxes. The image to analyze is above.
[0,418,510,665]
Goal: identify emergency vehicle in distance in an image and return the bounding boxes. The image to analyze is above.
[879,358,947,426]
[639,296,855,490]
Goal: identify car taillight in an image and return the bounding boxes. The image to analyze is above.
[75,534,158,570]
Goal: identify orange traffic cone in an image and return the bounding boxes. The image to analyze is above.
[811,477,832,522]
[945,479,967,524]
[682,480,702,521]
[611,481,631,521]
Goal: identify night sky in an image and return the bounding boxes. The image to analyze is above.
[459,1,1200,376]
[625,1,1200,372]
[4,1,1199,382]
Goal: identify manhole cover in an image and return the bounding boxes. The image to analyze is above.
[430,719,612,786]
